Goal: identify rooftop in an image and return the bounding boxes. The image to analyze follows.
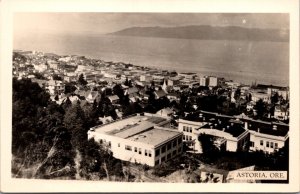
[127,127,181,146]
[90,114,179,146]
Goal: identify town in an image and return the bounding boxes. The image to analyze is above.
[12,50,289,183]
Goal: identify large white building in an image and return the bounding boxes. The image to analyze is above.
[178,117,249,153]
[88,113,183,166]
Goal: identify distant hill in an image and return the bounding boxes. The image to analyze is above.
[109,25,289,42]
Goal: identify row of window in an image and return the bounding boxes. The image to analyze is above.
[155,147,182,165]
[124,144,152,157]
[183,135,193,141]
[259,140,278,149]
[183,126,193,133]
[155,138,182,157]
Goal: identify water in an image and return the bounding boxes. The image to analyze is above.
[14,33,289,86]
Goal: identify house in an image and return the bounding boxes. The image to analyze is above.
[108,95,120,104]
[86,91,100,103]
[208,76,219,87]
[156,108,174,118]
[87,113,183,166]
[154,90,167,99]
[274,105,289,120]
[167,92,180,101]
[124,87,139,96]
[247,121,289,154]
[46,80,64,95]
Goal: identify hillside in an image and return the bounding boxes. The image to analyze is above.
[109,25,289,42]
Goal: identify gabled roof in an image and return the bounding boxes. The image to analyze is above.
[127,87,139,94]
[154,90,167,98]
[108,95,119,101]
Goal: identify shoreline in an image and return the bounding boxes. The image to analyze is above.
[13,49,289,87]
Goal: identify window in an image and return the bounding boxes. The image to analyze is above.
[155,149,160,157]
[270,142,274,148]
[266,141,269,148]
[167,153,171,159]
[138,148,142,154]
[260,140,264,146]
[189,127,192,133]
[275,143,278,149]
[145,150,148,156]
[172,150,177,156]
[134,147,137,152]
[155,160,159,165]
[149,151,152,157]
[167,143,171,150]
[189,136,192,141]
[183,126,186,131]
[118,143,120,147]
[183,135,186,140]
[250,141,254,147]
[178,138,182,144]
[108,141,111,147]
[178,147,182,153]
[173,140,177,147]
[161,156,166,162]
[162,146,166,153]
[125,145,132,151]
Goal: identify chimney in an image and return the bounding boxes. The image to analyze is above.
[244,122,248,130]
[273,125,277,130]
[199,113,203,118]
[258,128,260,133]
[210,126,213,129]
[222,128,225,131]
[203,117,205,121]
[231,123,234,126]
[227,125,230,129]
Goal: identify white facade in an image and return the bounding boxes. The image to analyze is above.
[208,76,219,87]
[249,130,288,154]
[178,119,249,153]
[88,114,183,166]
[199,77,209,86]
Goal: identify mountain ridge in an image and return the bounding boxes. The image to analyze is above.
[108,25,289,42]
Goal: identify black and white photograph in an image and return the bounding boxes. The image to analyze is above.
[0,0,299,193]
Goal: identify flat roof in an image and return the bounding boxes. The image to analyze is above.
[127,127,181,146]
[92,114,167,135]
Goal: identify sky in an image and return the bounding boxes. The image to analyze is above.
[14,13,289,36]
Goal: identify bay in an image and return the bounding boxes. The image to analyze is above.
[14,33,289,86]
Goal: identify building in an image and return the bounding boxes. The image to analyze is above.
[178,72,197,80]
[247,121,289,154]
[178,118,249,153]
[167,78,180,86]
[140,75,153,82]
[108,95,120,104]
[88,113,183,166]
[208,76,219,87]
[274,105,289,120]
[199,76,209,87]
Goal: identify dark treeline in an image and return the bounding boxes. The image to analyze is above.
[12,78,129,180]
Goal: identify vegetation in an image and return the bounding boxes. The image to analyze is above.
[12,78,133,180]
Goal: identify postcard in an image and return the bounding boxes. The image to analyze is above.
[0,0,299,192]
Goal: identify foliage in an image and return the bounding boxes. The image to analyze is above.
[78,73,87,86]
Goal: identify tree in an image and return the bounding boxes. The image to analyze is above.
[78,74,87,86]
[63,103,87,148]
[254,99,266,119]
[65,82,77,94]
[198,134,219,154]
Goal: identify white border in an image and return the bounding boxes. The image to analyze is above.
[1,0,299,192]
